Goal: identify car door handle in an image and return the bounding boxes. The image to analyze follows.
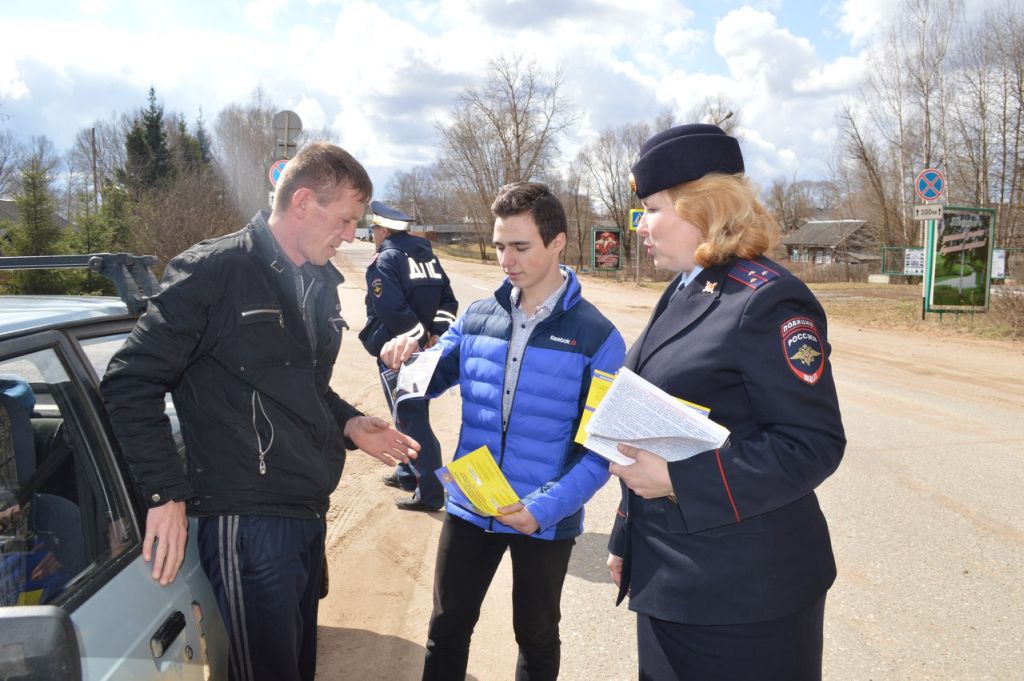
[150,610,186,659]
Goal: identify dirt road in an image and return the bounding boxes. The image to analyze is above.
[317,240,1024,681]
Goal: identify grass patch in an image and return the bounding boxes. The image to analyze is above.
[810,282,1023,341]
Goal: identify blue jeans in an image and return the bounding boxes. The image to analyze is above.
[197,514,325,681]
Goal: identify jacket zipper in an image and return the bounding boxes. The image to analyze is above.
[251,389,275,474]
[241,308,284,327]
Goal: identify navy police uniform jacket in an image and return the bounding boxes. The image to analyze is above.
[609,256,845,626]
[359,232,458,356]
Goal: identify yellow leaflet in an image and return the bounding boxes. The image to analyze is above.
[445,445,520,516]
[574,369,616,445]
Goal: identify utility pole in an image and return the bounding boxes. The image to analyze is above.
[90,127,100,210]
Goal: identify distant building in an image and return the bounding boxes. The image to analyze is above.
[0,199,19,232]
[414,222,486,245]
[781,219,879,266]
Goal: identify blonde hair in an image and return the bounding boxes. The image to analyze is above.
[665,173,779,268]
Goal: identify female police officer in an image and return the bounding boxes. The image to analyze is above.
[606,124,845,681]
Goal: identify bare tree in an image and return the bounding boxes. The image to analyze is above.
[839,104,907,245]
[385,164,455,224]
[0,129,22,198]
[845,0,962,246]
[543,164,593,271]
[766,176,818,233]
[686,95,742,137]
[213,87,279,219]
[576,122,650,263]
[134,170,242,267]
[436,54,575,258]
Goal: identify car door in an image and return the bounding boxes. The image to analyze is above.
[0,328,225,680]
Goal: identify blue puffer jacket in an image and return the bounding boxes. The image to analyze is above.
[429,267,626,540]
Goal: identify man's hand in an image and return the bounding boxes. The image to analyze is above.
[344,415,419,466]
[495,502,539,535]
[608,444,674,499]
[143,500,188,586]
[380,336,421,371]
[607,553,624,587]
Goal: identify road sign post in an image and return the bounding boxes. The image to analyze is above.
[268,159,288,187]
[630,209,644,284]
[915,168,945,202]
[914,168,946,319]
[273,110,303,160]
[913,204,943,221]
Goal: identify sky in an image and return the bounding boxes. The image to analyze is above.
[0,0,900,192]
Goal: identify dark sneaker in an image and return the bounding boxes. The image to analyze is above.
[382,473,402,489]
[395,497,443,513]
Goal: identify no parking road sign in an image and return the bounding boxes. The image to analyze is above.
[915,168,945,202]
[268,159,288,187]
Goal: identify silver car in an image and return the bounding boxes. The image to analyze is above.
[0,255,227,680]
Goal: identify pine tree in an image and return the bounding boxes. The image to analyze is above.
[3,145,66,292]
[120,87,175,195]
[195,108,213,165]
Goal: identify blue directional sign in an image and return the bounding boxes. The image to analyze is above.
[268,159,288,187]
[915,168,945,202]
[629,208,644,231]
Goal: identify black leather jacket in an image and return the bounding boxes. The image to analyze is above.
[101,212,363,518]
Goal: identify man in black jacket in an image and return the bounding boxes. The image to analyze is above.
[360,201,458,512]
[101,142,418,681]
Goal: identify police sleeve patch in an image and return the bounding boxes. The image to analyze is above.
[780,316,824,384]
[371,278,383,298]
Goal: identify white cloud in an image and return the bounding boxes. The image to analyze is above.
[0,55,30,101]
[79,0,113,14]
[836,0,891,47]
[0,0,872,184]
[796,54,864,94]
[244,0,291,31]
[715,7,817,95]
[291,96,327,132]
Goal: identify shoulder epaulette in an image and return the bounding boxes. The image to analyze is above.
[727,259,780,290]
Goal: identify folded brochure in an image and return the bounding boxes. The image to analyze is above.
[434,445,520,516]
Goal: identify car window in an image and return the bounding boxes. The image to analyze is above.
[78,332,179,433]
[77,333,129,379]
[0,346,137,608]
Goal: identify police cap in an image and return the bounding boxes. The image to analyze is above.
[629,123,744,199]
[370,200,414,231]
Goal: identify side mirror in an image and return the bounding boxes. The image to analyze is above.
[0,605,81,680]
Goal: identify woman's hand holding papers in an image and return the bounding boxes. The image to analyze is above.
[609,444,674,499]
[495,501,540,534]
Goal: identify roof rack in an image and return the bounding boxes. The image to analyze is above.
[0,253,159,316]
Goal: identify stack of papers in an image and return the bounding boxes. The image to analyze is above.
[577,368,730,466]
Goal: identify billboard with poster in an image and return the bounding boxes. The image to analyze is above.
[927,206,996,311]
[593,228,622,270]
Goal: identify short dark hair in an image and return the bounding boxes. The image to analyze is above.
[490,182,566,246]
[274,142,373,212]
